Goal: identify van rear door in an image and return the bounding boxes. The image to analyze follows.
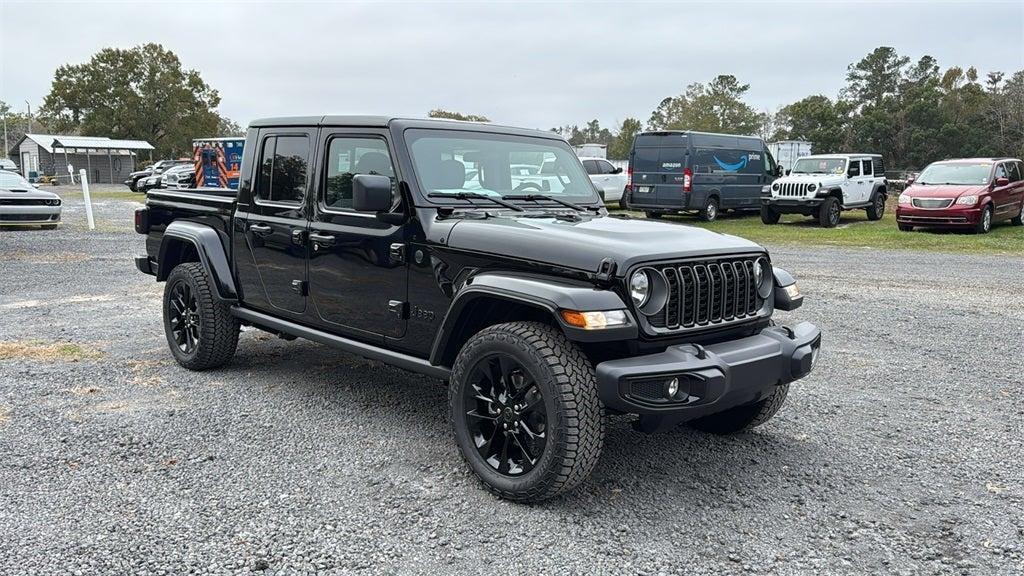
[630,133,689,209]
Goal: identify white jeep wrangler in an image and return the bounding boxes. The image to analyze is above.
[761,154,887,227]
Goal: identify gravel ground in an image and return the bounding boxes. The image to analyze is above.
[1,191,1022,575]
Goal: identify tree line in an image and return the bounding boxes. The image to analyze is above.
[552,47,1023,168]
[7,45,1021,169]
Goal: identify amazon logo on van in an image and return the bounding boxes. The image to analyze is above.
[662,162,682,169]
[714,155,748,172]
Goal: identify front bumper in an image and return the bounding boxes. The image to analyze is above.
[896,204,980,227]
[763,196,824,211]
[595,322,821,420]
[0,205,62,225]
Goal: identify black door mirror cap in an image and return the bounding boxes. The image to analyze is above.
[352,174,394,213]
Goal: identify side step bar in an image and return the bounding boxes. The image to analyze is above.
[231,306,451,381]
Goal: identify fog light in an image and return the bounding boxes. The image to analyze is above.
[666,377,679,398]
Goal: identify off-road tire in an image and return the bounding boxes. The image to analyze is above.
[645,211,662,219]
[449,321,604,502]
[699,196,719,222]
[163,262,239,370]
[760,204,781,225]
[818,196,841,228]
[688,384,789,435]
[866,192,886,221]
[898,223,913,232]
[974,205,993,234]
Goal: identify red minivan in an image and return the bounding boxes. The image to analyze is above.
[896,158,1024,233]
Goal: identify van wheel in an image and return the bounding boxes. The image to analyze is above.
[866,193,886,221]
[975,205,992,234]
[1012,202,1023,226]
[449,322,604,502]
[760,205,781,225]
[699,197,719,222]
[163,262,239,370]
[689,385,789,434]
[645,211,662,219]
[818,196,841,227]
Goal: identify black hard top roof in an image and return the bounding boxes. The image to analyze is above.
[248,116,560,140]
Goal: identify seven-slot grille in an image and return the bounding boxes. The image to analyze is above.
[643,256,761,331]
[912,198,953,209]
[775,182,814,197]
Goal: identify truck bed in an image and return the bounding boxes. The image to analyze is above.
[143,188,238,264]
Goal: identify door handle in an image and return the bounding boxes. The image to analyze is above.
[309,233,336,250]
[248,223,272,236]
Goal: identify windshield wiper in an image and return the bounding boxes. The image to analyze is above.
[503,194,599,213]
[427,192,524,212]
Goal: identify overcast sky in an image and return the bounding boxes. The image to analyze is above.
[1,1,1022,131]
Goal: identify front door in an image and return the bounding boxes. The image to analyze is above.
[306,130,407,341]
[241,130,315,315]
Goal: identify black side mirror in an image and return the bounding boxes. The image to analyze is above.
[612,166,623,174]
[352,174,394,212]
[785,169,791,176]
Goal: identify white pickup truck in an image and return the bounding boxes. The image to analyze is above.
[579,157,628,207]
[761,154,888,227]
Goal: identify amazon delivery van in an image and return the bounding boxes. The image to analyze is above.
[625,131,781,221]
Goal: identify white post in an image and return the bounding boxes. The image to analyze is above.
[79,169,95,230]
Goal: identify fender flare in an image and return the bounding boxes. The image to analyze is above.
[870,182,888,198]
[157,220,237,300]
[429,271,636,365]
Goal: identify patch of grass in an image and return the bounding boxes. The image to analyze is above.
[0,341,105,362]
[610,200,1024,255]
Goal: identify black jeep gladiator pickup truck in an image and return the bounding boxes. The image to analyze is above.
[135,116,821,502]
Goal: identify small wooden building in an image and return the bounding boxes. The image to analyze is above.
[8,134,154,183]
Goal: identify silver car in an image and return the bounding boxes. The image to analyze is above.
[0,170,62,229]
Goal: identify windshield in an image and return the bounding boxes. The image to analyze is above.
[791,157,847,175]
[0,171,33,190]
[916,162,991,185]
[406,129,598,203]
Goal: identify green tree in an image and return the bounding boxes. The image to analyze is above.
[775,95,849,153]
[843,46,909,109]
[1,100,43,156]
[427,109,490,122]
[608,118,642,160]
[647,75,761,135]
[38,43,221,158]
[216,115,245,137]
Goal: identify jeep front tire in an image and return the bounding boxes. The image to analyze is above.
[760,204,781,225]
[449,321,604,502]
[689,384,789,434]
[163,262,239,370]
[818,196,841,227]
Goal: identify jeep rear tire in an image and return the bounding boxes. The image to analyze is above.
[163,262,239,370]
[866,193,885,221]
[688,384,789,434]
[699,197,719,222]
[760,205,781,225]
[819,196,841,228]
[449,321,604,502]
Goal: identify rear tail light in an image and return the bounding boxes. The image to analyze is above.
[625,165,633,192]
[134,207,150,234]
[683,167,693,192]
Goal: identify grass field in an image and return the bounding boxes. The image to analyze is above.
[611,200,1024,255]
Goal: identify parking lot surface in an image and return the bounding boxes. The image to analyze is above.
[1,193,1022,575]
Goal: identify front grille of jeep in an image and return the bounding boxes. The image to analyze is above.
[640,256,763,333]
[776,182,814,197]
[912,198,953,209]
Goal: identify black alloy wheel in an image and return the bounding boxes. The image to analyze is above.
[463,353,548,476]
[167,279,201,355]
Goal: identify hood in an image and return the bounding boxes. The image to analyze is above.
[0,187,60,201]
[903,183,987,199]
[444,212,764,273]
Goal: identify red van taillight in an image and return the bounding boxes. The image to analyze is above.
[683,167,693,192]
[625,165,633,192]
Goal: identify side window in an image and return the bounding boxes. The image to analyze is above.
[861,160,873,176]
[764,148,777,176]
[255,135,309,204]
[597,160,616,174]
[1013,162,1024,182]
[873,157,885,176]
[848,160,861,177]
[323,137,395,210]
[582,160,599,175]
[994,163,1008,181]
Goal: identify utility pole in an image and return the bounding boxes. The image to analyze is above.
[25,101,32,134]
[2,111,7,156]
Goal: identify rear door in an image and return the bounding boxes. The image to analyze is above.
[1008,161,1024,220]
[990,162,1015,221]
[630,134,688,208]
[240,129,314,315]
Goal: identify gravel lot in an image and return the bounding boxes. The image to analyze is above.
[1,191,1022,575]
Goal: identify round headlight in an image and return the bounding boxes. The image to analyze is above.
[771,182,780,191]
[630,270,650,307]
[754,257,772,298]
[808,183,818,191]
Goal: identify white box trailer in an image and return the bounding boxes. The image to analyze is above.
[573,143,607,159]
[769,140,813,172]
